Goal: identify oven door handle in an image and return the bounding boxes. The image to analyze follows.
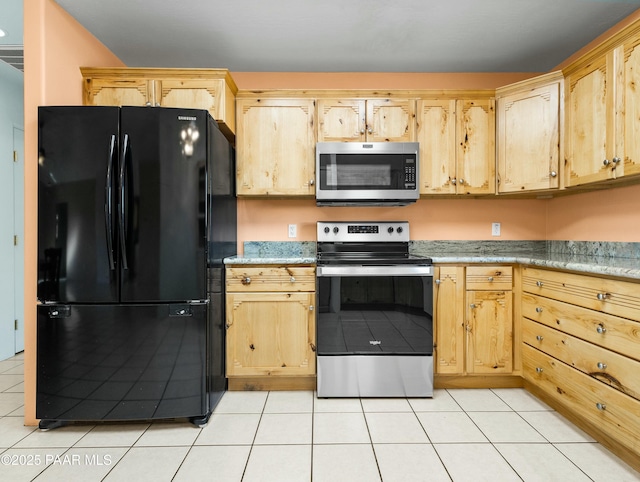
[317,265,434,277]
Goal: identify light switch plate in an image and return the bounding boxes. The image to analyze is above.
[492,222,501,236]
[288,224,297,238]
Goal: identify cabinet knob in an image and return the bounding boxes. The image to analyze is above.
[550,171,557,178]
[309,305,315,311]
[596,324,607,334]
[469,303,477,309]
[597,362,607,370]
[290,276,296,283]
[536,335,544,341]
[596,292,609,301]
[487,276,494,282]
[309,179,315,186]
[242,277,252,285]
[536,281,544,287]
[535,367,543,373]
[145,101,152,107]
[535,307,543,313]
[451,178,457,185]
[367,127,372,134]
[603,159,611,166]
[459,179,465,185]
[613,157,621,164]
[435,279,441,285]
[360,129,365,135]
[596,402,606,411]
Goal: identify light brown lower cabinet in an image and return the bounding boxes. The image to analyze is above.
[434,265,517,386]
[225,265,316,390]
[522,266,640,471]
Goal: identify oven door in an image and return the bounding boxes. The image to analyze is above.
[316,265,434,355]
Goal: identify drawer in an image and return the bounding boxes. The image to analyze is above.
[523,318,640,400]
[522,267,640,323]
[466,266,513,290]
[226,266,316,292]
[522,293,640,362]
[523,344,640,455]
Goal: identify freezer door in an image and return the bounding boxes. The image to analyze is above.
[119,107,207,303]
[36,303,207,422]
[37,106,120,303]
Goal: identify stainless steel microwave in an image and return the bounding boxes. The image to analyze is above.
[315,142,419,206]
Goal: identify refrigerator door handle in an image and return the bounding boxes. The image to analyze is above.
[105,134,116,270]
[119,133,130,270]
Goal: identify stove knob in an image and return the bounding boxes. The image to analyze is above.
[387,227,394,234]
[333,227,339,234]
[324,227,330,234]
[397,226,403,234]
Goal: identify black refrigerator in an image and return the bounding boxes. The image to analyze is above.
[36,106,236,429]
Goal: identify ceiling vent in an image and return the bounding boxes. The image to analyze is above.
[0,45,24,72]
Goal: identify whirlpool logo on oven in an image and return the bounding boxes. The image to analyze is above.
[369,340,381,346]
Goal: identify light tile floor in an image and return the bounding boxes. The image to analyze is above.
[1,353,639,482]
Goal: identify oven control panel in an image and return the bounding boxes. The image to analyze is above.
[317,221,410,243]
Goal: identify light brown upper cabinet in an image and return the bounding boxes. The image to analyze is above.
[81,68,237,139]
[496,72,563,193]
[317,98,416,142]
[235,98,316,196]
[564,23,640,188]
[418,97,495,195]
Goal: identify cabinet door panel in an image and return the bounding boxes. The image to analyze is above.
[236,99,316,196]
[159,79,223,119]
[466,290,512,373]
[434,266,465,374]
[456,99,495,195]
[85,78,152,107]
[366,99,416,142]
[565,58,613,186]
[497,82,561,193]
[417,100,457,194]
[624,38,640,179]
[317,99,365,142]
[226,292,316,377]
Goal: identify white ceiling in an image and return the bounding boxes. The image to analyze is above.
[34,1,640,72]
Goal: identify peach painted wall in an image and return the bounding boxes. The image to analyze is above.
[23,0,124,425]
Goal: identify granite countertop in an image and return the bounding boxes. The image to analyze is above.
[224,240,640,281]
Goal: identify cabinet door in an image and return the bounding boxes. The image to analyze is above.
[226,292,316,377]
[434,266,465,374]
[417,99,457,194]
[565,51,620,187]
[84,77,154,107]
[158,78,229,128]
[466,290,513,374]
[366,99,416,142]
[497,80,561,193]
[317,99,366,142]
[456,99,496,195]
[623,37,640,179]
[236,98,316,196]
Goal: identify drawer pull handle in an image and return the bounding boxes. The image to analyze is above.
[535,367,543,373]
[596,402,606,411]
[535,307,543,313]
[597,292,610,301]
[487,276,494,282]
[536,335,544,341]
[597,362,607,370]
[290,276,296,283]
[596,324,607,334]
[536,281,544,287]
[242,277,252,285]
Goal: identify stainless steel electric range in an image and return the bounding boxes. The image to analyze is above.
[316,221,434,398]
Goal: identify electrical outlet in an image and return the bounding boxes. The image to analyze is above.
[288,224,297,238]
[492,222,501,237]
